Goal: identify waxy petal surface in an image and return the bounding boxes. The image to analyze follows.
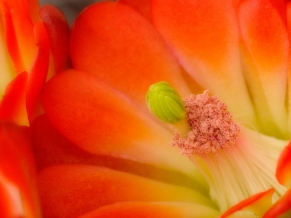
[38,164,215,218]
[31,115,204,192]
[221,189,274,218]
[26,21,50,122]
[40,5,70,74]
[0,13,14,98]
[31,115,204,193]
[286,2,291,134]
[77,202,219,218]
[151,0,256,125]
[0,122,41,218]
[119,0,151,21]
[238,0,289,137]
[268,0,286,22]
[263,189,291,218]
[70,2,193,112]
[0,1,37,74]
[0,72,28,125]
[42,69,204,182]
[276,141,291,188]
[1,0,40,22]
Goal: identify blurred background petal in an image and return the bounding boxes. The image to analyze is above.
[39,0,105,25]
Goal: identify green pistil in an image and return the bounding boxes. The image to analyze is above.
[146,81,185,123]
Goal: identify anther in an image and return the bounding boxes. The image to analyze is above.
[170,91,240,155]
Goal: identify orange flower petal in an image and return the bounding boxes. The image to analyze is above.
[26,0,40,23]
[31,115,204,192]
[0,122,41,217]
[118,0,152,21]
[70,2,192,111]
[42,69,204,182]
[263,189,291,218]
[276,141,291,188]
[0,4,14,97]
[77,202,219,218]
[26,21,50,122]
[220,189,274,218]
[268,0,286,22]
[31,114,92,171]
[1,2,24,74]
[238,0,289,137]
[0,0,37,73]
[38,164,215,218]
[151,0,256,125]
[40,5,70,74]
[2,0,40,22]
[286,2,291,134]
[0,72,28,125]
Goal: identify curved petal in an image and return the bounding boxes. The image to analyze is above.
[31,114,94,171]
[0,1,25,74]
[77,202,219,218]
[268,0,286,23]
[221,189,274,218]
[3,0,40,23]
[0,0,37,73]
[276,141,291,188]
[0,13,14,97]
[151,0,256,125]
[238,0,289,137]
[118,0,152,21]
[70,2,193,112]
[286,2,291,134]
[42,69,206,184]
[38,164,215,218]
[40,5,70,74]
[26,0,40,23]
[26,21,50,122]
[263,189,291,218]
[31,115,205,191]
[0,72,28,125]
[0,122,41,217]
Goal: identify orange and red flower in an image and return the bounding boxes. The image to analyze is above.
[2,0,291,217]
[0,0,70,125]
[0,0,69,217]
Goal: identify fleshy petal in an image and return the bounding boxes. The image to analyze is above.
[2,0,40,22]
[31,114,203,191]
[77,202,219,218]
[38,164,215,218]
[26,0,40,22]
[0,72,28,125]
[238,0,289,137]
[0,12,14,97]
[70,2,194,111]
[26,21,50,122]
[31,114,93,170]
[268,0,286,22]
[40,5,70,74]
[0,122,41,217]
[220,189,274,218]
[0,1,24,74]
[42,69,206,185]
[263,189,291,218]
[118,0,152,21]
[286,2,291,134]
[151,0,256,125]
[276,141,291,188]
[0,1,37,73]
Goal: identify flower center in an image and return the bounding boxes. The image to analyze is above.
[146,82,287,212]
[170,91,240,155]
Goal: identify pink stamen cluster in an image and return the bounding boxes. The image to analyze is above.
[170,91,240,155]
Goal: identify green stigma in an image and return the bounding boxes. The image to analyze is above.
[146,81,185,123]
